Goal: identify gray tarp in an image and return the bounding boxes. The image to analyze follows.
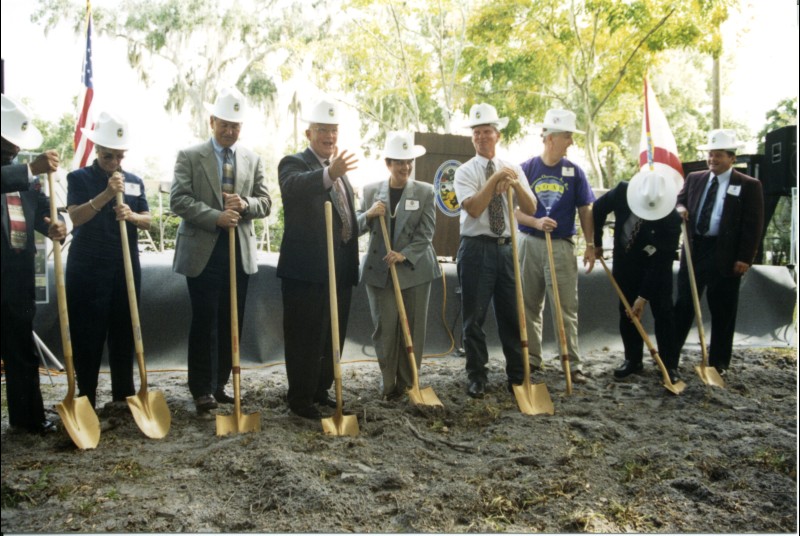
[33,252,796,368]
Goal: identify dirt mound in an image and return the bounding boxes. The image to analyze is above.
[2,347,796,533]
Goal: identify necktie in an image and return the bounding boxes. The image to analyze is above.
[6,193,28,251]
[222,148,235,194]
[326,160,352,243]
[625,215,642,252]
[486,160,505,235]
[696,176,718,236]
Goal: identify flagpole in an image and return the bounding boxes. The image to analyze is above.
[71,0,95,171]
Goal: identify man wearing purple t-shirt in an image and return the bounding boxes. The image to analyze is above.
[515,109,595,383]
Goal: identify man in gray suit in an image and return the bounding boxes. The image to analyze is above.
[171,87,271,413]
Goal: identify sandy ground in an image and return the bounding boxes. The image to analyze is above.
[1,346,797,533]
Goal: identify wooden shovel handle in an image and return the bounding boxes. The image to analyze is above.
[116,190,148,391]
[378,216,421,386]
[325,203,343,378]
[507,190,530,386]
[544,228,572,394]
[47,172,77,400]
[680,221,709,366]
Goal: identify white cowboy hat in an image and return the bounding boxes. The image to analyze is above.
[82,111,131,150]
[535,108,585,135]
[203,87,247,123]
[1,94,43,149]
[463,103,509,130]
[302,99,340,124]
[697,129,745,151]
[627,170,678,221]
[382,131,426,160]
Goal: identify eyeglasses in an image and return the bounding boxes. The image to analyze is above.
[313,127,339,135]
[99,151,126,162]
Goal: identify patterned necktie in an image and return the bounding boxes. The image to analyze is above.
[6,193,28,251]
[222,148,235,194]
[625,215,642,252]
[696,176,718,236]
[486,160,505,235]
[326,159,352,243]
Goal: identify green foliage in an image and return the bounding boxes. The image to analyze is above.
[463,0,738,187]
[33,113,77,163]
[756,97,797,154]
[317,0,471,151]
[33,0,324,140]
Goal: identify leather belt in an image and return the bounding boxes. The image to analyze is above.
[463,235,512,246]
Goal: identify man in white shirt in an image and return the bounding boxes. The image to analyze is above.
[453,103,537,398]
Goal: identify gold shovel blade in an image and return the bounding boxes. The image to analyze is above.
[55,396,101,450]
[512,383,555,416]
[408,386,444,408]
[321,413,359,437]
[695,365,726,388]
[216,411,261,437]
[127,390,172,439]
[664,379,688,395]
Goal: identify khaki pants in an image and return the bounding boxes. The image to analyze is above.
[517,233,583,369]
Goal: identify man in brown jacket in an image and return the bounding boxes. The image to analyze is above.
[674,129,764,374]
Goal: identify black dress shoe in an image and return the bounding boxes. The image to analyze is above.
[13,419,59,435]
[314,395,337,408]
[194,394,218,412]
[291,405,322,419]
[214,390,236,404]
[467,380,486,399]
[613,360,644,379]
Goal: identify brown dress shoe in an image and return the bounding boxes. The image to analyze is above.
[194,394,218,412]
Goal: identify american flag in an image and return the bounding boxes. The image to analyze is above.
[639,77,683,188]
[71,0,95,170]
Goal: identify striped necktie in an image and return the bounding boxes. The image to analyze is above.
[326,159,352,242]
[222,148,235,194]
[696,176,718,236]
[6,192,28,251]
[486,160,505,235]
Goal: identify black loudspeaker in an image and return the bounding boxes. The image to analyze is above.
[762,125,797,196]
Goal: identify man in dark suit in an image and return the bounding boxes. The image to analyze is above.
[593,170,682,382]
[1,94,65,433]
[674,129,764,374]
[171,87,271,413]
[277,99,359,419]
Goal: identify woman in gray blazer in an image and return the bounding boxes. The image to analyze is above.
[357,132,441,400]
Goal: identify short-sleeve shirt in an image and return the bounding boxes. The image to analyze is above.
[518,156,595,240]
[67,161,149,261]
[454,154,533,238]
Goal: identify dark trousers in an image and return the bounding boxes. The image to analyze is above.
[614,255,678,369]
[185,232,248,399]
[281,276,352,411]
[674,237,742,370]
[456,236,523,385]
[1,292,46,430]
[66,255,137,408]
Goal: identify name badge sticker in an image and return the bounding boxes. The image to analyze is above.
[727,184,741,197]
[405,199,420,211]
[124,182,142,197]
[562,167,575,177]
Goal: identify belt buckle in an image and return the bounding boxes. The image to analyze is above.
[498,237,507,245]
